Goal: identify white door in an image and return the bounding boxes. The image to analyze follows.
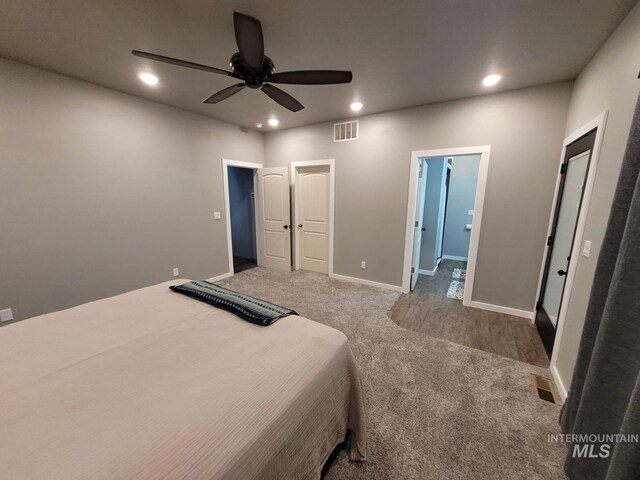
[296,166,330,274]
[411,160,428,290]
[257,167,291,271]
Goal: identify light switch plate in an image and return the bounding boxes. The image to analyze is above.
[468,209,475,215]
[360,261,366,269]
[582,240,592,258]
[173,267,179,277]
[0,308,13,322]
[213,212,221,220]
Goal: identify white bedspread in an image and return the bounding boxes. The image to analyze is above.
[0,280,365,480]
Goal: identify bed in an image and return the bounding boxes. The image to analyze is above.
[0,280,366,480]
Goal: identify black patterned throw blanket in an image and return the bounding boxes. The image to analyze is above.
[170,280,298,326]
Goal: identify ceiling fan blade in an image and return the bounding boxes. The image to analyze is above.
[132,50,233,76]
[267,70,353,85]
[203,83,246,104]
[261,84,304,112]
[233,11,264,73]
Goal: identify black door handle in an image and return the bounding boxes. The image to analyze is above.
[421,227,426,231]
[298,224,303,228]
[283,225,289,230]
[557,269,567,276]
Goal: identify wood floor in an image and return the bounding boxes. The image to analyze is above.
[389,260,549,368]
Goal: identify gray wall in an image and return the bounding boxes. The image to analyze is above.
[264,82,572,311]
[442,155,480,259]
[553,2,640,391]
[419,157,446,272]
[0,58,264,323]
[228,166,257,260]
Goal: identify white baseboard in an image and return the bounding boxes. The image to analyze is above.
[442,255,468,261]
[207,271,234,282]
[551,364,568,402]
[418,268,437,276]
[467,300,534,320]
[330,273,404,293]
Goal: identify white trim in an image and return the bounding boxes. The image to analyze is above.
[329,273,404,292]
[467,301,534,320]
[441,255,468,261]
[290,159,335,276]
[222,158,263,278]
[551,364,569,402]
[206,271,234,283]
[418,265,438,276]
[402,146,491,302]
[541,112,608,390]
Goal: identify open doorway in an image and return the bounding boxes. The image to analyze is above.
[222,159,263,276]
[402,146,490,303]
[228,166,257,273]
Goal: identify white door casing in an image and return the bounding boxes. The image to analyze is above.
[257,167,291,271]
[411,160,428,290]
[297,166,330,274]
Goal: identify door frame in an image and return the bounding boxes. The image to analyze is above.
[533,111,607,400]
[402,146,490,302]
[222,158,264,276]
[291,159,335,275]
[410,159,428,289]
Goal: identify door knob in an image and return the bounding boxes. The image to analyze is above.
[298,224,303,228]
[557,269,567,276]
[421,227,426,231]
[283,225,289,230]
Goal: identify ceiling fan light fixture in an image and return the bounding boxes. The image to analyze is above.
[268,118,279,127]
[138,72,159,86]
[482,74,502,87]
[350,102,363,112]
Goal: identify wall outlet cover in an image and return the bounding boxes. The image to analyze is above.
[468,209,475,215]
[582,240,592,258]
[0,308,14,322]
[213,212,222,220]
[360,261,366,269]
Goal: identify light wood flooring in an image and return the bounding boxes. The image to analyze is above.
[389,260,549,367]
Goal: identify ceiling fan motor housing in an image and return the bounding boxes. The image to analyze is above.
[230,53,275,88]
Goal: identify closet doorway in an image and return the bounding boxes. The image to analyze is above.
[292,160,335,276]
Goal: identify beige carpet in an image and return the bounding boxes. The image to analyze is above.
[218,268,567,480]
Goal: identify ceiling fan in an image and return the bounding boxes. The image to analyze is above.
[132,11,353,112]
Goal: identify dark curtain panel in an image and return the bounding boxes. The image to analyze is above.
[560,94,640,479]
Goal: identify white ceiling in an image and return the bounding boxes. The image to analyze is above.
[0,0,636,130]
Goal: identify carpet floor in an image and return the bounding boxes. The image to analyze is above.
[218,268,567,480]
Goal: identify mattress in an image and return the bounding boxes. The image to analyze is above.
[0,280,366,480]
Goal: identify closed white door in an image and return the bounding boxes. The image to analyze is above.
[411,160,428,290]
[257,167,291,271]
[297,166,329,274]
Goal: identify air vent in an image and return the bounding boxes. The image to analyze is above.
[530,374,560,405]
[334,120,358,142]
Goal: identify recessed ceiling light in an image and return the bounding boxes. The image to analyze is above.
[255,122,263,129]
[138,72,159,86]
[482,74,502,87]
[350,102,363,112]
[268,118,279,127]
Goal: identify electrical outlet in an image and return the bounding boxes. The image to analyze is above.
[582,240,592,258]
[360,261,366,269]
[173,267,179,277]
[468,209,475,215]
[213,211,221,220]
[0,308,13,322]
